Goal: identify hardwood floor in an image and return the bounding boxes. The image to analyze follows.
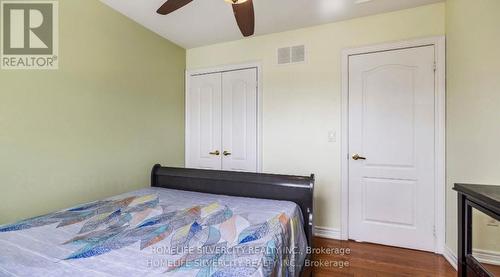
[483,263,500,276]
[304,237,457,276]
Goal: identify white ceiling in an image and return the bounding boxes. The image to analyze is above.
[101,0,443,49]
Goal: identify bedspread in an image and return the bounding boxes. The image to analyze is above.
[0,187,307,277]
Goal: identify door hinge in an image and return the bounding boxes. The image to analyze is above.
[433,62,437,72]
[433,225,436,237]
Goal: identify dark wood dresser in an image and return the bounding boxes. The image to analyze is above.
[454,184,500,277]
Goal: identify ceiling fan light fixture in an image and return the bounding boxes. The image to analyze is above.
[224,0,248,4]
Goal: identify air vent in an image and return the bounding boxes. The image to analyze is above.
[291,45,305,63]
[277,45,305,65]
[277,47,291,64]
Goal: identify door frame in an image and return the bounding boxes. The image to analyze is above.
[340,36,446,253]
[185,62,263,172]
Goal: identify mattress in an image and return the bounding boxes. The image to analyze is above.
[0,187,307,277]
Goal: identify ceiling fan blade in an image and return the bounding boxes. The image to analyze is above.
[232,0,255,37]
[157,0,193,15]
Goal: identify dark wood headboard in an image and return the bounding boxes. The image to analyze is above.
[150,164,314,249]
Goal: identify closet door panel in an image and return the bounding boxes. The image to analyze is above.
[187,73,222,170]
[222,68,258,172]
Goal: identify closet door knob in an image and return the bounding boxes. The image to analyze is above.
[209,150,220,156]
[223,151,232,156]
[352,154,367,160]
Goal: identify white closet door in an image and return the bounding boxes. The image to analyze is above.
[186,73,222,170]
[221,68,258,172]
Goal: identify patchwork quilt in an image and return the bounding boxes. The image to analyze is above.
[0,188,307,277]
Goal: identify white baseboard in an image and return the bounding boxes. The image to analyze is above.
[442,247,500,269]
[473,249,500,266]
[314,226,341,240]
[443,245,458,270]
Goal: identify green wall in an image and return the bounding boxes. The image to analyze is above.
[446,0,500,254]
[0,0,186,224]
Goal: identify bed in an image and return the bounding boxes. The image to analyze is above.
[0,165,314,277]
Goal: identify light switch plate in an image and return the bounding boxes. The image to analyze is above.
[328,131,337,143]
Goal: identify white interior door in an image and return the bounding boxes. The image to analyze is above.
[221,68,258,172]
[348,46,436,251]
[186,73,222,170]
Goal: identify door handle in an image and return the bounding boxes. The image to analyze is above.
[223,151,232,156]
[352,154,367,161]
[209,150,220,156]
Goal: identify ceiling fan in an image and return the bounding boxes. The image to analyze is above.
[157,0,255,37]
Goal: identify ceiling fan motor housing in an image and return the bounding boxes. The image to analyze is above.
[225,0,249,4]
